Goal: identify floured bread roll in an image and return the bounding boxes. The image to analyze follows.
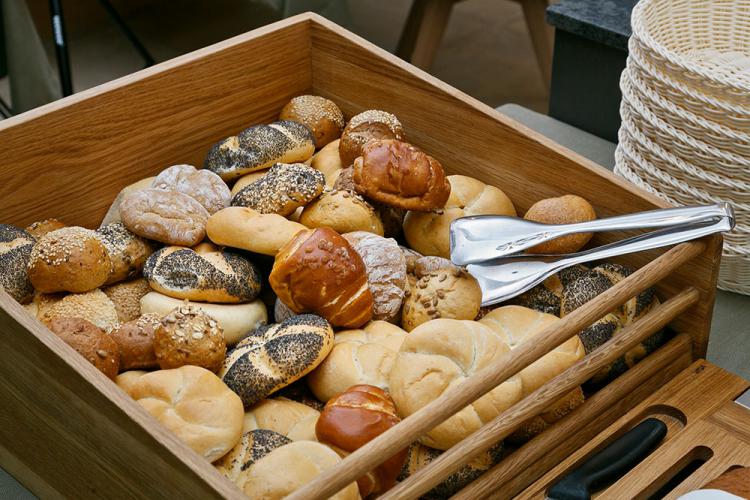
[151,164,231,215]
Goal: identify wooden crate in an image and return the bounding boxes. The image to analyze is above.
[0,13,725,499]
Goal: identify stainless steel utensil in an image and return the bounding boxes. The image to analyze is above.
[451,203,734,266]
[468,215,734,307]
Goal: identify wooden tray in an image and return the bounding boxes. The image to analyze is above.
[0,13,725,499]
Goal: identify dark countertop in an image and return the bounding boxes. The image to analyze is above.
[547,0,638,51]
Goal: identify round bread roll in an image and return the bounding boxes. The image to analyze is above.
[231,169,269,196]
[404,175,516,258]
[144,243,261,303]
[353,139,450,211]
[308,320,407,402]
[120,188,209,247]
[280,95,345,148]
[231,163,325,216]
[236,440,360,499]
[270,228,374,328]
[339,109,404,167]
[316,385,406,497]
[244,397,320,441]
[140,291,267,346]
[28,227,112,293]
[524,195,596,254]
[204,121,315,181]
[25,218,66,240]
[110,313,160,371]
[100,177,156,227]
[389,318,524,450]
[129,365,244,462]
[0,224,35,303]
[215,429,292,484]
[96,222,155,285]
[206,207,306,257]
[151,164,231,214]
[299,189,384,236]
[220,314,334,408]
[401,256,482,332]
[37,288,120,332]
[310,139,343,188]
[103,277,151,322]
[46,317,120,379]
[154,304,227,372]
[343,231,407,323]
[115,370,147,394]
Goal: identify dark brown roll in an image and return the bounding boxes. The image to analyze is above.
[339,110,404,167]
[96,222,155,285]
[0,224,35,303]
[110,313,160,371]
[46,317,120,379]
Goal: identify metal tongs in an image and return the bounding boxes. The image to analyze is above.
[449,203,735,306]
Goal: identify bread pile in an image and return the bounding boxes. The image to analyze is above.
[0,94,666,498]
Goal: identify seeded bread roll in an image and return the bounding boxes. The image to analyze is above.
[110,313,160,371]
[120,189,209,247]
[140,291,267,346]
[310,139,343,188]
[509,265,590,316]
[96,222,155,285]
[243,397,320,441]
[46,317,120,379]
[204,121,315,181]
[25,219,66,239]
[231,169,270,196]
[103,277,152,322]
[144,243,261,303]
[524,195,597,254]
[220,314,334,408]
[28,227,112,293]
[231,163,325,216]
[0,224,35,303]
[100,177,155,227]
[339,109,405,167]
[299,189,385,236]
[215,429,292,484]
[154,304,227,372]
[151,164,231,214]
[280,95,345,148]
[207,207,306,256]
[37,289,120,332]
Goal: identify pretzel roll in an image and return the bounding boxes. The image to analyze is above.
[0,224,35,303]
[129,365,244,462]
[299,190,384,236]
[404,175,516,258]
[206,207,306,257]
[244,397,320,441]
[231,163,325,216]
[96,222,154,285]
[220,314,334,407]
[215,429,292,483]
[389,318,524,450]
[316,385,406,497]
[120,189,209,247]
[339,109,404,167]
[270,228,374,328]
[280,95,345,148]
[151,164,231,214]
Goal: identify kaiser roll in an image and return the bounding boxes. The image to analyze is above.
[244,397,320,441]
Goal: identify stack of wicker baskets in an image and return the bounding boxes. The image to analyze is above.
[614,0,750,294]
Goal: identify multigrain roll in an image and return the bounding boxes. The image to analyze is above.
[215,429,292,483]
[120,189,209,247]
[353,139,450,211]
[27,227,112,293]
[128,365,244,462]
[154,304,227,372]
[36,288,120,332]
[280,95,345,148]
[308,320,407,402]
[96,222,154,285]
[204,121,315,181]
[339,109,404,167]
[25,219,66,240]
[100,177,155,227]
[269,228,374,328]
[220,314,334,408]
[46,317,120,379]
[103,277,152,322]
[299,189,385,236]
[0,224,35,303]
[110,313,160,371]
[207,207,306,256]
[150,164,231,215]
[243,397,320,441]
[231,163,325,216]
[524,195,597,254]
[404,175,516,258]
[144,243,261,303]
[310,139,343,188]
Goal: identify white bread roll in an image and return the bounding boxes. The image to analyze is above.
[389,319,523,450]
[307,321,406,402]
[244,397,320,441]
[139,291,267,345]
[206,206,306,256]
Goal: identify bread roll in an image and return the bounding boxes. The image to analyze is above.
[231,169,269,196]
[299,189,384,236]
[140,291,267,346]
[102,277,151,322]
[270,228,374,328]
[0,224,35,303]
[28,227,112,293]
[353,139,450,211]
[231,163,325,216]
[36,288,120,332]
[220,314,334,407]
[524,195,596,254]
[404,175,516,258]
[339,109,404,167]
[25,218,66,239]
[244,397,320,441]
[151,164,231,214]
[110,313,160,371]
[280,95,345,148]
[237,441,360,499]
[274,379,325,412]
[115,370,147,394]
[144,243,261,303]
[509,265,590,316]
[100,177,155,227]
[96,222,154,285]
[204,121,315,181]
[154,304,226,372]
[308,321,406,402]
[129,365,244,462]
[273,297,296,323]
[120,189,209,246]
[215,429,292,483]
[343,231,407,323]
[206,207,306,256]
[46,317,120,379]
[389,319,523,450]
[310,139,343,187]
[401,256,482,331]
